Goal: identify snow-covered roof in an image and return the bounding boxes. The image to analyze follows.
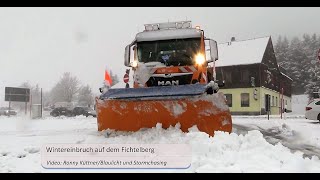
[135,28,201,42]
[216,36,270,67]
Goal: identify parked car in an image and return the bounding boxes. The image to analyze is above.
[43,106,53,111]
[72,106,96,117]
[0,107,17,116]
[85,109,97,117]
[305,98,320,121]
[50,107,73,117]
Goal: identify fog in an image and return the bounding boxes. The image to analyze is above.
[0,7,319,105]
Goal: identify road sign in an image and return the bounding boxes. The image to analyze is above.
[5,87,30,102]
[123,73,129,83]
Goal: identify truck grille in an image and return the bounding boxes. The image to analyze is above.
[146,74,193,86]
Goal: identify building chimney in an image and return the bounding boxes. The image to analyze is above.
[231,37,236,42]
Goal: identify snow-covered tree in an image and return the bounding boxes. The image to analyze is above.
[304,34,320,99]
[31,84,41,104]
[77,85,94,107]
[42,91,51,107]
[275,35,290,68]
[50,72,80,103]
[110,70,119,86]
[275,33,320,97]
[287,37,309,94]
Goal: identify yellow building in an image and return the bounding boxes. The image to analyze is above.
[216,36,292,115]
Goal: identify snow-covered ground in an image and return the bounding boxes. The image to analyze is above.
[1,113,320,173]
[233,116,320,157]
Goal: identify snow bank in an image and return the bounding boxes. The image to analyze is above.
[233,117,320,150]
[92,124,320,173]
[1,116,320,172]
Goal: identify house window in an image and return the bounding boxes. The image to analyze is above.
[276,97,278,107]
[225,72,232,84]
[241,70,249,83]
[241,93,250,107]
[272,96,274,106]
[225,94,232,107]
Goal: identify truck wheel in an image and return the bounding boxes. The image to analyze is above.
[317,114,320,121]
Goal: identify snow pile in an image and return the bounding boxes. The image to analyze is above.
[132,62,151,87]
[89,124,320,173]
[233,117,320,152]
[163,102,187,117]
[1,116,320,172]
[269,123,294,137]
[111,62,165,89]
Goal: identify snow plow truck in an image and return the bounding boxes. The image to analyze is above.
[96,21,232,136]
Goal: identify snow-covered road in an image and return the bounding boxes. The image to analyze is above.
[232,116,320,158]
[1,114,320,173]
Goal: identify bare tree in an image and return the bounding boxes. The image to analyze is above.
[50,72,80,103]
[20,82,32,89]
[77,85,94,107]
[110,70,119,86]
[31,84,41,104]
[42,91,51,107]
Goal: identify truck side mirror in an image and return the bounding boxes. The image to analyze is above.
[209,39,218,62]
[124,45,131,67]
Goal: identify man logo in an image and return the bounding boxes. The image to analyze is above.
[158,80,179,86]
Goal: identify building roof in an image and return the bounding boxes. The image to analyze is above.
[216,36,270,67]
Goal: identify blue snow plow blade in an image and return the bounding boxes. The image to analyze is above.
[100,84,208,100]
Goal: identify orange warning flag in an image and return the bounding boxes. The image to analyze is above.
[105,67,113,86]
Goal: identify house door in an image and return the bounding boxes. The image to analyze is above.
[265,94,271,113]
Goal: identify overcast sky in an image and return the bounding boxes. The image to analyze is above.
[0,7,319,105]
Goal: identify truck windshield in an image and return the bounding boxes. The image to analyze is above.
[137,38,201,66]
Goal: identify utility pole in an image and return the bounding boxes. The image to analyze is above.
[25,90,28,115]
[280,87,284,119]
[8,92,11,117]
[30,94,32,118]
[41,88,43,118]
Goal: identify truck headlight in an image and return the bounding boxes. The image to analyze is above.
[195,53,205,65]
[131,61,138,68]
